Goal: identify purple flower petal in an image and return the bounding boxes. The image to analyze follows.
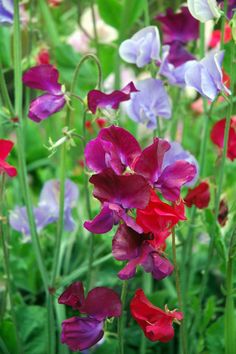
[167,41,195,67]
[61,317,103,352]
[134,138,170,185]
[90,169,151,209]
[0,0,13,24]
[156,7,199,44]
[126,78,172,130]
[119,26,161,67]
[80,287,121,321]
[28,93,66,122]
[118,258,141,280]
[23,65,63,94]
[58,282,85,310]
[84,204,116,234]
[87,82,138,114]
[157,161,197,201]
[112,224,142,261]
[141,251,174,280]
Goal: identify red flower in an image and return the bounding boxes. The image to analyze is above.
[36,48,50,65]
[130,289,183,342]
[210,117,236,161]
[136,190,186,241]
[209,23,231,48]
[0,139,17,177]
[184,181,210,209]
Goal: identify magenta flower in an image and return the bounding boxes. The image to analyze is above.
[58,282,121,351]
[165,41,195,68]
[112,224,173,280]
[84,168,151,234]
[133,138,197,201]
[85,125,141,174]
[23,65,66,122]
[156,7,199,45]
[87,82,138,114]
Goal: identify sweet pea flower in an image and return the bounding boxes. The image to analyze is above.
[85,125,141,175]
[87,82,138,114]
[184,181,210,209]
[0,0,13,24]
[210,117,236,160]
[58,282,121,352]
[134,138,197,201]
[23,65,66,122]
[112,224,174,280]
[187,0,221,22]
[36,48,50,65]
[184,51,230,101]
[10,179,79,241]
[119,26,161,68]
[0,139,17,177]
[130,289,183,342]
[218,199,228,226]
[217,0,236,18]
[126,78,172,130]
[156,7,199,44]
[209,23,232,48]
[84,168,150,234]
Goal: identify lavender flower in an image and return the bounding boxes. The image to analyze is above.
[119,26,161,68]
[187,0,221,22]
[126,78,172,130]
[0,0,13,24]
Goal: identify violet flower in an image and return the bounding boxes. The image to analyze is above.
[119,26,161,68]
[187,0,221,22]
[133,138,197,201]
[87,82,138,114]
[0,0,13,24]
[84,168,150,234]
[112,224,174,280]
[85,125,141,174]
[58,281,121,352]
[126,78,172,130]
[156,7,199,45]
[23,65,66,122]
[10,179,79,240]
[184,50,230,101]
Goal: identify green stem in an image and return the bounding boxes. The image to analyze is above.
[144,0,150,26]
[0,174,22,353]
[172,229,187,354]
[220,0,228,50]
[0,63,14,117]
[118,280,128,354]
[140,272,152,354]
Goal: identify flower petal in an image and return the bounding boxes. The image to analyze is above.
[28,93,66,122]
[58,282,85,310]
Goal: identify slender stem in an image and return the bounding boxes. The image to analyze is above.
[172,229,187,354]
[118,280,128,354]
[220,0,228,50]
[140,272,152,354]
[0,174,22,353]
[0,63,14,117]
[144,0,150,26]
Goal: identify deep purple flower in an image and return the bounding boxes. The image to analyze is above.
[10,179,79,240]
[85,125,141,174]
[87,82,138,114]
[84,168,151,234]
[156,7,199,44]
[58,282,121,351]
[134,138,197,201]
[217,0,236,18]
[184,50,230,100]
[0,0,13,24]
[166,41,195,67]
[126,78,172,130]
[23,65,66,122]
[112,224,174,280]
[119,26,161,68]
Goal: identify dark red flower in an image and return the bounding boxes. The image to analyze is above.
[130,289,183,342]
[184,181,210,209]
[218,199,228,227]
[210,117,236,161]
[96,118,106,129]
[0,139,17,177]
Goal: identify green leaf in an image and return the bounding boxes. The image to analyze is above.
[97,0,122,29]
[201,296,216,332]
[205,316,224,354]
[0,320,18,354]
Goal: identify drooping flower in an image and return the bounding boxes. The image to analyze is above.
[156,7,199,44]
[133,138,197,201]
[85,125,141,175]
[130,289,183,342]
[187,0,221,22]
[210,117,236,160]
[10,179,79,240]
[87,82,138,114]
[126,78,172,130]
[0,0,13,24]
[184,181,210,209]
[119,26,161,68]
[112,224,174,280]
[23,65,66,122]
[0,139,17,177]
[184,51,230,101]
[84,168,150,234]
[58,281,121,351]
